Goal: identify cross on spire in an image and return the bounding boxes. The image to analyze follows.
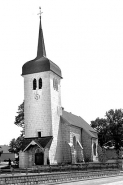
[37,7,46,58]
[37,7,43,18]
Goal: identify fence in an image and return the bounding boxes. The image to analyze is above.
[0,162,121,185]
[0,162,120,175]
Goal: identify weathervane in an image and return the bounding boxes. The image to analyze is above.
[37,7,43,18]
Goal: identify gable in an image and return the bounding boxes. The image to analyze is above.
[61,110,97,138]
[23,140,44,152]
[21,136,53,151]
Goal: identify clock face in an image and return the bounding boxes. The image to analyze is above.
[34,92,40,100]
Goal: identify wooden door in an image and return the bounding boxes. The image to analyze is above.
[35,152,44,165]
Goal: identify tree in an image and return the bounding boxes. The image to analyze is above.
[91,109,123,158]
[106,109,123,156]
[9,101,25,154]
[14,101,24,129]
[9,135,24,154]
[14,101,24,135]
[91,117,111,147]
[9,138,17,153]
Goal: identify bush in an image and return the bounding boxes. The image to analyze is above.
[97,145,107,162]
[84,156,91,162]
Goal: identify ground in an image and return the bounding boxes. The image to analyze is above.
[58,175,123,185]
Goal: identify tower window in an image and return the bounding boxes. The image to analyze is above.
[39,78,42,89]
[33,79,37,90]
[38,131,41,138]
[53,78,58,91]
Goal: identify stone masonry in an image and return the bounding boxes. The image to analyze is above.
[24,71,52,138]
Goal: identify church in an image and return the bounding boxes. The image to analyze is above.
[19,12,98,168]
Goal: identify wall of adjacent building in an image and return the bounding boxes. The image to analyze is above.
[0,153,15,162]
[105,149,122,160]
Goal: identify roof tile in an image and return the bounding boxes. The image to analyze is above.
[61,110,97,138]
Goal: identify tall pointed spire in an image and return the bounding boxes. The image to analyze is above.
[22,8,62,78]
[37,7,46,58]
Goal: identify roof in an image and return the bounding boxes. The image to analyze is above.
[21,136,53,151]
[61,110,97,138]
[22,16,62,78]
[22,57,62,78]
[0,145,10,153]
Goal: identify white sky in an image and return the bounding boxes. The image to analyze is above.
[0,0,123,145]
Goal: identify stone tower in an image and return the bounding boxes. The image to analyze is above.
[20,13,63,166]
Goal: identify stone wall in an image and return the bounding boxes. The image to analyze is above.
[0,165,120,185]
[49,71,62,164]
[24,71,52,138]
[19,151,28,168]
[61,119,84,164]
[76,142,84,162]
[23,70,63,165]
[82,130,92,162]
[69,125,82,144]
[105,149,122,160]
[106,149,117,159]
[61,121,71,163]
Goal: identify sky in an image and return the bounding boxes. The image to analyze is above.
[0,0,123,145]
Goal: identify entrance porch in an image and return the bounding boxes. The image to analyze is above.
[19,136,52,168]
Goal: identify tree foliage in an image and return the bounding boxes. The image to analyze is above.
[9,101,25,154]
[14,101,24,129]
[91,109,123,156]
[91,118,110,147]
[106,109,123,153]
[9,135,24,154]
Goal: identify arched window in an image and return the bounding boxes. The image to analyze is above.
[93,143,96,156]
[33,79,37,90]
[39,78,42,89]
[53,78,58,91]
[55,79,58,91]
[53,78,55,89]
[73,136,76,149]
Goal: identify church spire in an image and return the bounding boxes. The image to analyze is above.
[37,7,46,58]
[22,8,62,77]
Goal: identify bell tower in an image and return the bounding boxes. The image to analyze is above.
[22,9,62,140]
[20,8,63,166]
